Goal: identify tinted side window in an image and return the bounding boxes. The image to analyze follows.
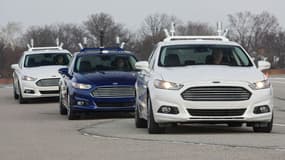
[148,45,158,69]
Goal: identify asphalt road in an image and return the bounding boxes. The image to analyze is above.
[0,77,285,160]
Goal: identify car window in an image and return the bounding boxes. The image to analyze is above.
[149,45,158,69]
[18,55,24,68]
[24,53,71,67]
[158,45,253,67]
[75,54,137,73]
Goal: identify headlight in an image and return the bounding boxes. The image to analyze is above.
[154,79,183,90]
[22,75,37,81]
[249,79,271,90]
[72,82,92,90]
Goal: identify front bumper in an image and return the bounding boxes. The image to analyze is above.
[149,82,273,124]
[20,80,59,98]
[69,88,135,112]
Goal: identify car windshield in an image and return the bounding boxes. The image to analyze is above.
[24,53,71,67]
[75,54,137,73]
[158,45,253,67]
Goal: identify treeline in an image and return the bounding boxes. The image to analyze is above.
[1,11,285,78]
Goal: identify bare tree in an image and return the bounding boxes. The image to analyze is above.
[21,24,92,52]
[0,22,22,71]
[140,13,181,43]
[0,22,22,50]
[55,23,93,52]
[228,11,280,54]
[84,12,130,47]
[134,13,181,59]
[177,21,215,36]
[21,25,58,47]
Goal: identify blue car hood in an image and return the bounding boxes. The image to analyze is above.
[74,71,137,86]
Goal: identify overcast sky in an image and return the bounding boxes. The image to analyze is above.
[1,0,284,30]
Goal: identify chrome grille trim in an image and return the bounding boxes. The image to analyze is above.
[36,78,60,87]
[91,86,135,98]
[181,86,251,101]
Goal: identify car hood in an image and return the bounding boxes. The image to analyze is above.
[22,66,64,79]
[156,66,265,84]
[74,71,137,86]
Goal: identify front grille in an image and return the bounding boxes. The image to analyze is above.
[96,101,135,107]
[187,109,246,116]
[36,78,60,87]
[40,90,59,94]
[91,86,135,98]
[181,86,251,101]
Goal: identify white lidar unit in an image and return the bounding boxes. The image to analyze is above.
[163,21,229,42]
[27,38,64,51]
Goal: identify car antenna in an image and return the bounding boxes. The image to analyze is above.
[170,22,176,37]
[78,43,83,50]
[31,38,34,48]
[83,37,88,48]
[217,21,223,36]
[100,28,104,48]
[164,29,170,38]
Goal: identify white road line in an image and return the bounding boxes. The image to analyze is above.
[273,123,285,127]
[271,81,285,84]
[270,78,285,80]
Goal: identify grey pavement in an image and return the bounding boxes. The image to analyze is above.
[0,81,285,160]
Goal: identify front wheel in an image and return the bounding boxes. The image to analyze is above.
[147,95,164,134]
[13,83,19,100]
[253,115,273,133]
[67,94,79,120]
[135,104,147,128]
[59,89,67,115]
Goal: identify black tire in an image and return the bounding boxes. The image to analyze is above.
[13,84,19,100]
[147,96,164,134]
[253,115,273,133]
[59,90,67,115]
[67,94,79,120]
[135,104,147,128]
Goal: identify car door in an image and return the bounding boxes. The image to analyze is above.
[61,54,76,107]
[14,55,25,94]
[137,46,158,119]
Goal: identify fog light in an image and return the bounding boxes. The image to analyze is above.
[158,106,179,114]
[76,101,88,106]
[254,105,270,114]
[24,89,35,94]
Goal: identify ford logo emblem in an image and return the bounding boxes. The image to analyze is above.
[212,81,221,83]
[112,82,119,85]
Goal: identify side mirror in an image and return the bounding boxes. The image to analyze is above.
[58,67,69,76]
[135,61,150,72]
[257,61,271,71]
[11,64,19,69]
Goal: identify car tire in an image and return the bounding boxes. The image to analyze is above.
[13,83,19,100]
[59,89,67,115]
[67,94,79,120]
[18,82,26,104]
[135,104,147,128]
[253,115,273,133]
[147,95,164,134]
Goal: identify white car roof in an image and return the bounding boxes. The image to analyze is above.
[23,47,71,55]
[159,39,241,47]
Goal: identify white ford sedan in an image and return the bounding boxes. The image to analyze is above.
[11,47,72,104]
[135,36,273,134]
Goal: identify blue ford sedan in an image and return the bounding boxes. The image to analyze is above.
[58,48,138,120]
